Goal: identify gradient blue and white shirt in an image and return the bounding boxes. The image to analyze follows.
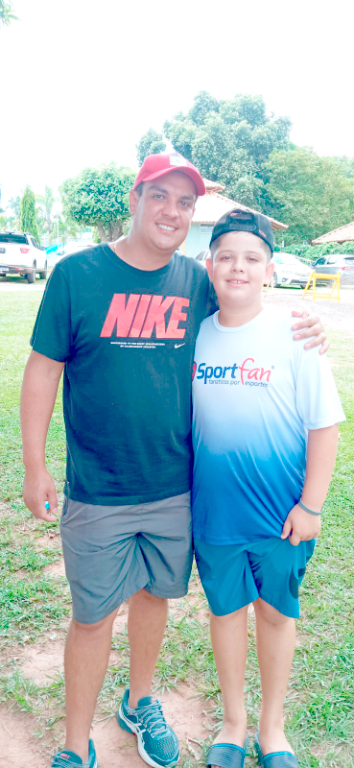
[192,309,345,545]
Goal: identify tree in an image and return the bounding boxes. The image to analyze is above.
[61,163,136,242]
[157,91,291,208]
[136,129,166,165]
[264,148,354,243]
[20,186,40,240]
[0,0,17,26]
[36,186,55,235]
[7,195,21,230]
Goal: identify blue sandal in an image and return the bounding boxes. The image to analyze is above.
[206,736,248,768]
[255,732,299,768]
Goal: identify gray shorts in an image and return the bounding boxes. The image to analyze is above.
[60,491,192,624]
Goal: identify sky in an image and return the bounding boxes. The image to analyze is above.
[1,0,354,209]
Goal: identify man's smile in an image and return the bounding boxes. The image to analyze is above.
[157,224,177,232]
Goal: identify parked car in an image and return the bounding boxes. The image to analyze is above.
[311,254,354,286]
[0,232,47,283]
[272,252,312,288]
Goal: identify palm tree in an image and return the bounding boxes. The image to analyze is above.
[0,1,18,27]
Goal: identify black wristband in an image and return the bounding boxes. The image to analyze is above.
[298,499,322,516]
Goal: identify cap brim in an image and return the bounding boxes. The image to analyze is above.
[134,166,205,197]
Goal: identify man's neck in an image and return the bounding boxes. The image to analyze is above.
[218,300,263,328]
[110,232,175,272]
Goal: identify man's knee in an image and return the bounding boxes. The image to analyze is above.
[254,598,290,626]
[71,606,118,634]
[130,588,167,605]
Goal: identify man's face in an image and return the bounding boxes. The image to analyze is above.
[129,172,196,254]
[207,231,274,309]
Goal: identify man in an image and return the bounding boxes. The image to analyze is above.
[21,153,327,768]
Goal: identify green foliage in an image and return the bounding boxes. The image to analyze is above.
[264,148,354,244]
[35,186,55,239]
[20,186,40,240]
[137,90,354,243]
[136,128,166,165]
[160,91,291,208]
[274,241,354,264]
[0,195,21,232]
[0,0,18,26]
[61,163,136,242]
[188,90,220,125]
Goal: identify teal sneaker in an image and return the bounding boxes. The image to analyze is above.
[51,740,98,767]
[117,689,179,768]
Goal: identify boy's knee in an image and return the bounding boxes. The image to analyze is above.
[254,598,290,626]
[211,605,248,623]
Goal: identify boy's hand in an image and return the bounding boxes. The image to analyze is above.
[291,310,328,354]
[281,504,321,546]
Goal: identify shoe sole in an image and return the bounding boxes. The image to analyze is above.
[117,706,178,768]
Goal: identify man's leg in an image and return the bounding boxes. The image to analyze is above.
[254,598,296,755]
[64,606,118,762]
[209,607,248,751]
[128,588,168,707]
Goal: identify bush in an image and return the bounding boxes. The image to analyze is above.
[274,241,354,264]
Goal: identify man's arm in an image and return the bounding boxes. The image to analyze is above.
[291,310,328,353]
[21,350,65,522]
[281,424,339,546]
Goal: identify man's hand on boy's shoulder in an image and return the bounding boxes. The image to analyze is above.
[281,504,321,546]
[291,310,328,354]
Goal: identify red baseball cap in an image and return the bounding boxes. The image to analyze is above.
[132,153,206,197]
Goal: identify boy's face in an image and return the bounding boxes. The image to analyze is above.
[206,231,274,309]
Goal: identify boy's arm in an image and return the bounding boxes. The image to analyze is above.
[206,274,329,353]
[291,310,328,353]
[281,424,339,546]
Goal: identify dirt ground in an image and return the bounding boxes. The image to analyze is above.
[1,286,353,767]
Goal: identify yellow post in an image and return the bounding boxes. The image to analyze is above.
[302,271,341,302]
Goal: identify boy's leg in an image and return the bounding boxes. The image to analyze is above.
[210,606,249,748]
[254,598,296,755]
[249,536,316,755]
[194,539,259,758]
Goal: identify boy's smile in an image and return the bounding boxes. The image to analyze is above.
[207,231,274,326]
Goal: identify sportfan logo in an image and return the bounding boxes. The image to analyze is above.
[100,293,190,339]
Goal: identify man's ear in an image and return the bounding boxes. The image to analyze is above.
[206,255,214,281]
[265,261,274,285]
[129,189,140,215]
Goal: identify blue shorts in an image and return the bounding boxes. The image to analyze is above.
[194,536,316,618]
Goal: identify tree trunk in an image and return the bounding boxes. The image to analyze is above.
[96,221,124,243]
[109,222,123,241]
[96,222,109,242]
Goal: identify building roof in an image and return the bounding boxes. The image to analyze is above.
[192,179,288,231]
[312,220,354,245]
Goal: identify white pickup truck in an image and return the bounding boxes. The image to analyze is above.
[0,232,47,283]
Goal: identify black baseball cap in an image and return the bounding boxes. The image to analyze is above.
[210,208,274,253]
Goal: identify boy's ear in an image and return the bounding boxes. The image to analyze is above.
[206,256,214,281]
[265,261,274,285]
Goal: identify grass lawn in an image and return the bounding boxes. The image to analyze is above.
[0,290,353,768]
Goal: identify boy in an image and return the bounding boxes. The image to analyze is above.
[192,209,345,768]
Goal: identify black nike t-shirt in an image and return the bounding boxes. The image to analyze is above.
[31,244,216,504]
